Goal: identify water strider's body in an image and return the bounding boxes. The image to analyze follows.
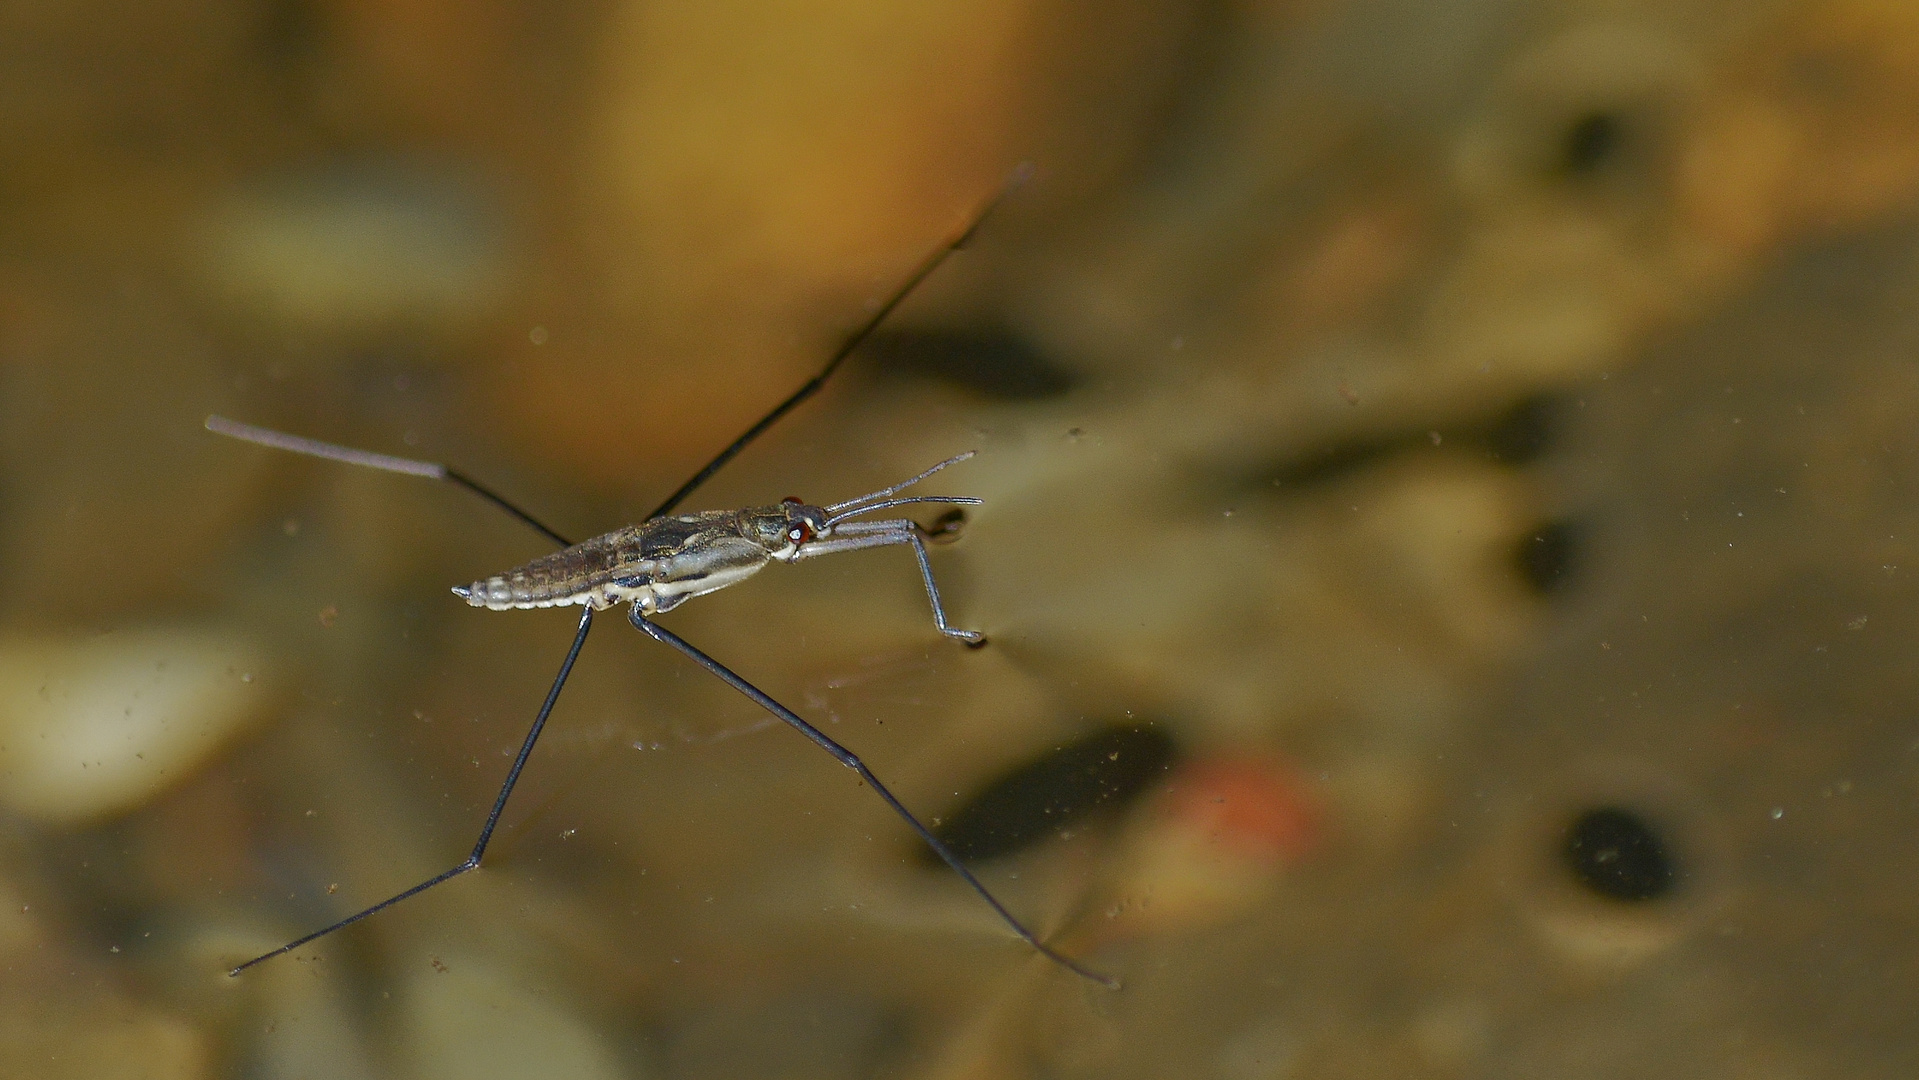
[453,454,984,642]
[459,505,824,613]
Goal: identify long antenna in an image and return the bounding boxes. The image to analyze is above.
[645,163,1033,521]
[824,451,976,513]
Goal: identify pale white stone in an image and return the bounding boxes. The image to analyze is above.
[196,164,506,335]
[0,628,272,822]
[247,959,380,1080]
[400,956,631,1080]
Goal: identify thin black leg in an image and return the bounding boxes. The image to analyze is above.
[444,467,573,547]
[204,416,576,549]
[207,166,1030,535]
[627,607,1119,990]
[230,606,597,976]
[646,163,1032,520]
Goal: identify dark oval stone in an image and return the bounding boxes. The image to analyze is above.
[928,724,1178,864]
[1562,806,1676,901]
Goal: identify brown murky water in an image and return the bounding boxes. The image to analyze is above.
[4,1,1919,1077]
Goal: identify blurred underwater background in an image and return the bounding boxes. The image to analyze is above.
[5,0,1919,1076]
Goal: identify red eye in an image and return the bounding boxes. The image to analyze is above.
[787,520,814,545]
[781,496,804,506]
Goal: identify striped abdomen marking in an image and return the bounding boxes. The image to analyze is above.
[455,525,654,610]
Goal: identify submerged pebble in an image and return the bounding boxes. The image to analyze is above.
[399,956,629,1080]
[1100,754,1321,939]
[241,955,381,1080]
[196,161,507,336]
[0,627,272,823]
[0,886,208,1080]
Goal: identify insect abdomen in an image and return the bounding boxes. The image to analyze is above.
[455,527,653,611]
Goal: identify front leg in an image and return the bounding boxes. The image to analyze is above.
[793,520,984,644]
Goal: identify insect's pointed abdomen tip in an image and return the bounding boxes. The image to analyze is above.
[450,585,475,605]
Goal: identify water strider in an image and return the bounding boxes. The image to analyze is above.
[207,168,1119,990]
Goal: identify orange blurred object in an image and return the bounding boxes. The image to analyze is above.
[1161,755,1322,865]
[1095,753,1322,941]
